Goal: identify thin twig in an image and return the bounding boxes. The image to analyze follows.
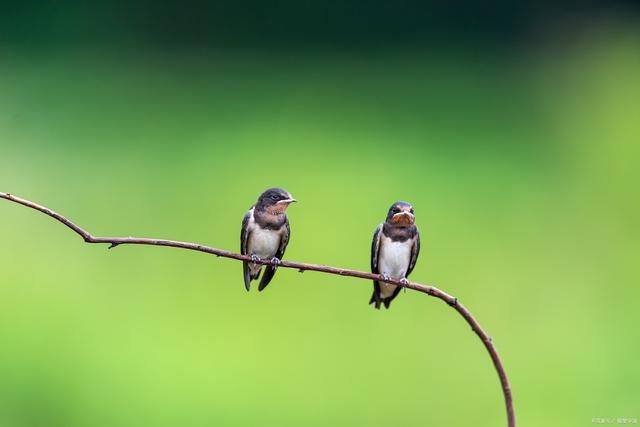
[0,191,515,427]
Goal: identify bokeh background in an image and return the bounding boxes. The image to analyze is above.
[1,1,639,426]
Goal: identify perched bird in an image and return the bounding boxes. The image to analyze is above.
[241,188,297,291]
[370,202,420,309]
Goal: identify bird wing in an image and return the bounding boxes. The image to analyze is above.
[371,224,383,273]
[276,219,291,260]
[406,230,420,278]
[241,208,252,291]
[258,217,290,291]
[369,224,383,307]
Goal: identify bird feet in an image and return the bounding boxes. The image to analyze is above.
[270,257,281,269]
[250,254,261,265]
[400,277,409,293]
[380,273,391,282]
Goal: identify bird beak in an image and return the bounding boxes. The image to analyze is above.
[392,211,414,225]
[276,198,297,205]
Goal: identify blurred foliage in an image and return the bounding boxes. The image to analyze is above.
[2,0,638,49]
[1,23,639,427]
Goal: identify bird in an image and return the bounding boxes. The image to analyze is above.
[370,201,420,309]
[241,187,297,291]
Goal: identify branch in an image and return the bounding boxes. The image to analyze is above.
[0,191,515,426]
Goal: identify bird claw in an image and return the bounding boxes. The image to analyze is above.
[380,273,391,282]
[270,257,281,269]
[400,277,409,292]
[250,254,261,264]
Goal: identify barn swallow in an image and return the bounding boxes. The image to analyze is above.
[241,188,296,291]
[370,202,420,309]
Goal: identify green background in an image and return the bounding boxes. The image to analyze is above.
[1,4,639,426]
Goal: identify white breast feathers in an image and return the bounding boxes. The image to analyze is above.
[247,213,282,260]
[378,235,412,279]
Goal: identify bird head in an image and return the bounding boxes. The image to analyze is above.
[385,202,415,226]
[257,187,297,214]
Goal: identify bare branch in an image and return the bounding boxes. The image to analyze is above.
[0,191,515,427]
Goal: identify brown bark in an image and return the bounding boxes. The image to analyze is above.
[0,191,515,426]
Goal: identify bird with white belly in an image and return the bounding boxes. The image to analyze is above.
[240,188,297,291]
[370,202,421,309]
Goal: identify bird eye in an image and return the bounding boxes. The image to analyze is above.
[271,194,279,200]
[392,207,399,214]
[410,208,414,214]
